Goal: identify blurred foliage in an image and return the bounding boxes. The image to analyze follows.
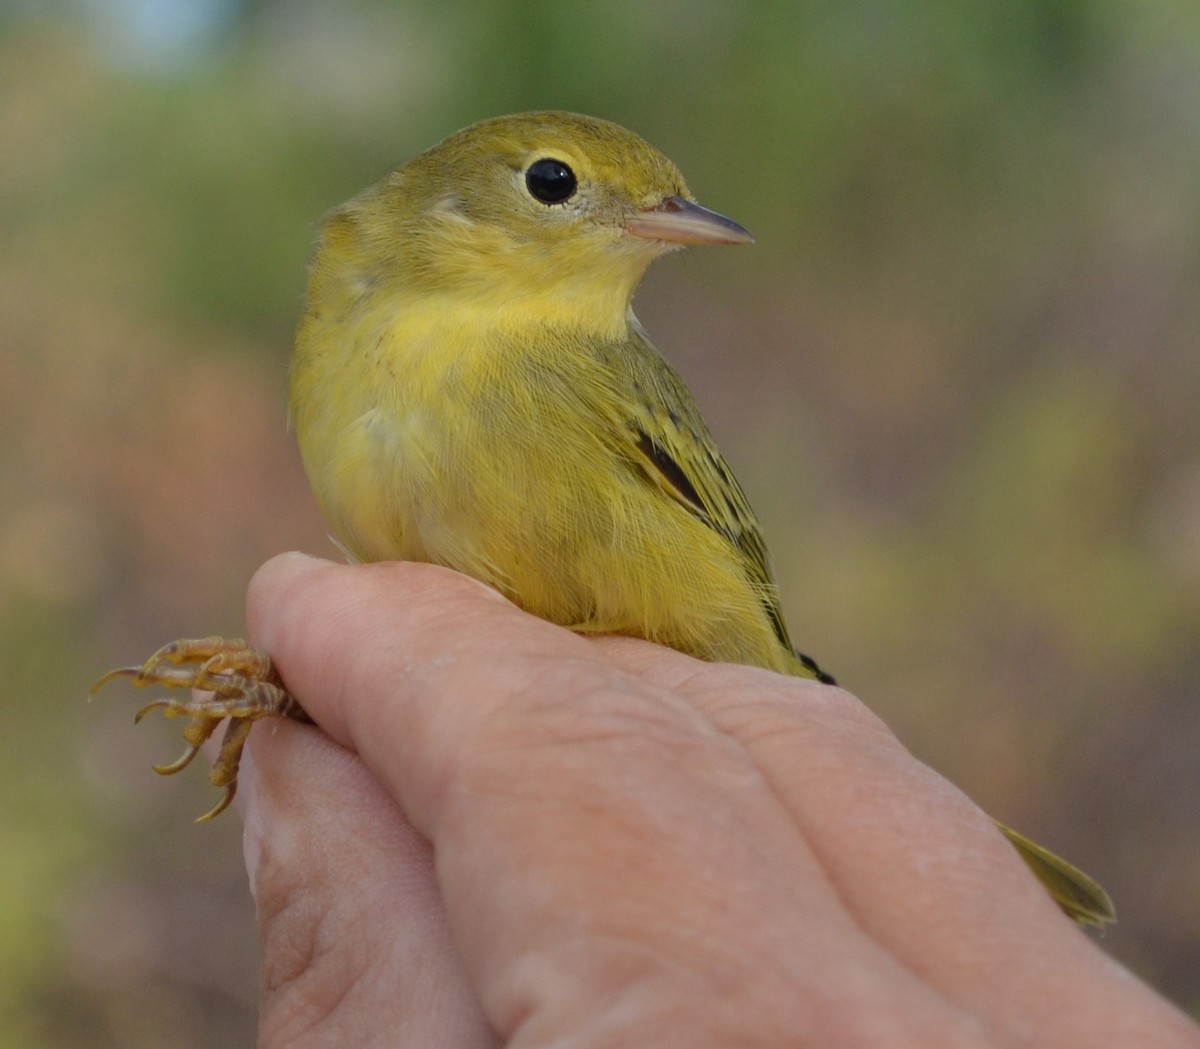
[2,0,1198,1043]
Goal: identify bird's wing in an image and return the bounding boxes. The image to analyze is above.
[609,330,795,655]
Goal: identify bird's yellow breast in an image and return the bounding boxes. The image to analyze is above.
[291,280,621,561]
[289,286,793,672]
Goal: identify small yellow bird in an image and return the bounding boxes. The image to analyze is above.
[95,111,1114,926]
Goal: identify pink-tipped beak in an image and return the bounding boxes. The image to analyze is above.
[627,195,754,246]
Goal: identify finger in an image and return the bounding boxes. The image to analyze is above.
[589,641,1195,1045]
[237,714,495,1048]
[246,555,986,1045]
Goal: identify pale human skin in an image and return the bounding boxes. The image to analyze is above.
[234,553,1200,1048]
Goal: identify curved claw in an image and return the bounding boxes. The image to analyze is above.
[87,666,141,700]
[134,698,174,724]
[153,743,201,776]
[195,782,236,823]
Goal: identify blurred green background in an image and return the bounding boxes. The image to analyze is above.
[3,0,1199,1043]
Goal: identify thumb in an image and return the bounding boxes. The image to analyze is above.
[240,718,495,1047]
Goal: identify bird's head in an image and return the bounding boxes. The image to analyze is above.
[319,111,751,332]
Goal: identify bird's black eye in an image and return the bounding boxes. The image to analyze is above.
[525,158,577,204]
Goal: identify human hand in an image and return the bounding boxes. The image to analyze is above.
[236,553,1199,1048]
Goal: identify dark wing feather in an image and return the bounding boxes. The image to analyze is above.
[584,328,833,683]
[614,333,793,654]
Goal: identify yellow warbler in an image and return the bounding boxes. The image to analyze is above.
[94,111,1113,926]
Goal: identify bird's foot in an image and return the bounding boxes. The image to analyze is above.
[90,637,310,821]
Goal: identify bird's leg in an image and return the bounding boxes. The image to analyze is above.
[90,637,311,821]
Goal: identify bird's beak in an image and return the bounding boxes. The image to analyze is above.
[627,196,754,246]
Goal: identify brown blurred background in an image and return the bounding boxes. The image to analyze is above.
[3,1,1199,1044]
